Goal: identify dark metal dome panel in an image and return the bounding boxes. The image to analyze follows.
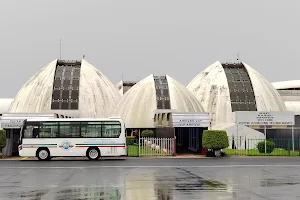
[51,60,81,110]
[223,63,257,112]
[153,75,171,109]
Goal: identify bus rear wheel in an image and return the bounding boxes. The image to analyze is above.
[86,147,100,160]
[36,148,51,161]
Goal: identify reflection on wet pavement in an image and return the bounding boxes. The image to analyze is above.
[1,162,300,199]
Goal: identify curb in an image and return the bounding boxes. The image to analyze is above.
[0,156,298,161]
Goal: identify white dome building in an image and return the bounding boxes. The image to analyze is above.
[272,80,300,115]
[186,61,286,126]
[112,74,205,128]
[9,59,121,117]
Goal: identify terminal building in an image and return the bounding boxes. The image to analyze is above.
[1,59,300,155]
[186,61,286,126]
[112,74,210,153]
[0,58,121,156]
[186,61,299,147]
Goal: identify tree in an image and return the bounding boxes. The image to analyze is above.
[202,130,229,157]
[0,129,6,154]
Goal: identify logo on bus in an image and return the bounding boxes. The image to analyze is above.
[59,141,74,151]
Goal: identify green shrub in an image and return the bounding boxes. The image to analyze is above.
[257,140,275,153]
[0,129,6,152]
[202,130,229,150]
[141,129,154,137]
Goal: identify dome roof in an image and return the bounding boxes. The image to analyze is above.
[9,59,121,117]
[272,80,300,90]
[186,61,286,125]
[112,74,205,128]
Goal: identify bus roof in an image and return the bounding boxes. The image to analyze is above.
[25,118,124,122]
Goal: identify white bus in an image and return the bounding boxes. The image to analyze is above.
[18,118,127,160]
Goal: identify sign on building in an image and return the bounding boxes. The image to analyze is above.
[172,113,210,127]
[0,119,24,129]
[235,111,295,126]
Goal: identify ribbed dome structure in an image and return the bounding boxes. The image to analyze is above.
[186,61,286,126]
[9,59,121,117]
[272,80,300,115]
[112,74,205,128]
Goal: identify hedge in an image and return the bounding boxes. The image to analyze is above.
[202,130,229,150]
[257,140,275,153]
[0,129,6,152]
[141,129,154,137]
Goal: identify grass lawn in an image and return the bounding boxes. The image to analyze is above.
[223,148,300,156]
[127,145,168,156]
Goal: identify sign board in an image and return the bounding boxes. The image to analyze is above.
[0,119,24,129]
[172,113,210,127]
[235,111,295,126]
[0,113,60,129]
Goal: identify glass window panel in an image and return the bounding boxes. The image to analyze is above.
[57,66,64,70]
[24,122,40,138]
[39,122,59,138]
[61,102,69,109]
[102,124,121,138]
[52,90,61,100]
[62,90,69,99]
[70,102,78,109]
[72,80,79,87]
[59,122,80,137]
[239,103,247,111]
[81,124,102,137]
[54,80,62,87]
[71,90,79,99]
[63,80,70,87]
[51,102,60,109]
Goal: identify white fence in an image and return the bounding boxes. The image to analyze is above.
[140,137,174,156]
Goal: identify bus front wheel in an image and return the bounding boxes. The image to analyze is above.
[86,147,100,160]
[36,148,51,161]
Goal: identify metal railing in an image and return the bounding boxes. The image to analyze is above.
[140,137,174,156]
[126,137,175,157]
[223,136,300,156]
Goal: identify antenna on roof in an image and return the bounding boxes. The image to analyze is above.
[237,52,240,63]
[59,39,62,60]
[83,54,85,59]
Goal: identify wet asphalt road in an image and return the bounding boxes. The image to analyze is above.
[1,157,300,200]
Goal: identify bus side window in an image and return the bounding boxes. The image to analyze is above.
[33,128,39,138]
[24,126,33,138]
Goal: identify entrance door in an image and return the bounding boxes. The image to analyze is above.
[175,127,206,153]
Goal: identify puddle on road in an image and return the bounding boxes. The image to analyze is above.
[171,168,228,192]
[5,189,48,200]
[54,187,121,200]
[260,178,300,187]
[4,187,121,200]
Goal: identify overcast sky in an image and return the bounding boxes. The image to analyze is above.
[0,0,300,97]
